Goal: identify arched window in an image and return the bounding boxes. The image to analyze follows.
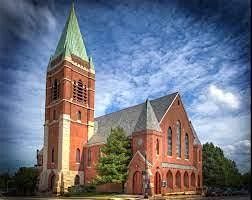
[52,79,59,101]
[76,148,80,163]
[185,133,189,159]
[74,175,80,185]
[77,111,81,121]
[184,171,189,188]
[175,171,181,188]
[73,80,87,104]
[167,127,172,156]
[176,121,181,158]
[156,139,159,155]
[87,148,91,167]
[51,148,54,163]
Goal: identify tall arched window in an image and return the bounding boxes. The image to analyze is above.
[73,80,87,104]
[52,79,59,101]
[156,139,159,155]
[176,121,181,158]
[185,133,189,159]
[87,148,91,167]
[76,148,80,163]
[77,111,81,121]
[51,148,54,163]
[168,127,172,156]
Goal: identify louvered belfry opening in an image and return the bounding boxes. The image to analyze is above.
[73,80,87,104]
[52,79,60,101]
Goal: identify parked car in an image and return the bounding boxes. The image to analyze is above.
[215,188,224,196]
[223,188,232,196]
[205,187,217,196]
[240,188,249,195]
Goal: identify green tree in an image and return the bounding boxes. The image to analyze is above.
[0,172,11,190]
[13,167,39,196]
[96,127,132,192]
[241,171,251,190]
[203,142,241,188]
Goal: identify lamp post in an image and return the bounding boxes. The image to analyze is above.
[144,151,148,199]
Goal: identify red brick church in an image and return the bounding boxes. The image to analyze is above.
[37,3,202,196]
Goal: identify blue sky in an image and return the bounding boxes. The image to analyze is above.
[0,0,250,173]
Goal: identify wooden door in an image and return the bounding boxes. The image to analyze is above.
[155,172,161,194]
[133,171,143,194]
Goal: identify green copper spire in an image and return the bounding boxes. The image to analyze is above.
[52,3,88,61]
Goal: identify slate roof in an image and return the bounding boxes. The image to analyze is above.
[88,92,178,144]
[189,121,201,145]
[134,99,161,133]
[88,92,201,146]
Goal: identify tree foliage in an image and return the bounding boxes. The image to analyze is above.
[13,167,39,196]
[203,142,243,188]
[96,127,132,189]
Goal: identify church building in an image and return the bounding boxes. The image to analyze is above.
[37,3,202,196]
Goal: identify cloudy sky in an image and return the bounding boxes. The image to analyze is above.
[0,0,250,173]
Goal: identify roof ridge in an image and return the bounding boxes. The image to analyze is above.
[95,92,179,120]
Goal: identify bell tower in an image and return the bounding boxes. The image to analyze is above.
[39,3,95,193]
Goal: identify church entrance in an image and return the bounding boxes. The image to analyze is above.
[49,174,56,191]
[154,171,161,194]
[133,171,143,194]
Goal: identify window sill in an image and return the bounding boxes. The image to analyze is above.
[176,157,181,159]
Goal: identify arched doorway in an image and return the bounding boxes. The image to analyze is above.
[167,170,173,189]
[191,172,196,187]
[49,174,55,191]
[133,171,142,194]
[175,171,181,190]
[154,171,161,194]
[74,175,80,185]
[184,172,189,188]
[197,175,201,187]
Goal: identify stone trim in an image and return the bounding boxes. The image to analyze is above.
[47,57,95,78]
[58,114,70,171]
[161,162,196,170]
[46,98,94,110]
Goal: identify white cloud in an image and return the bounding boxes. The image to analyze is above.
[209,84,240,109]
[223,140,251,173]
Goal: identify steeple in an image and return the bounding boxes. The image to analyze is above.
[52,2,89,61]
[134,99,161,133]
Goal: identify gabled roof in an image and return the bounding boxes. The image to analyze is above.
[88,92,178,145]
[134,99,161,133]
[52,3,88,62]
[189,121,201,145]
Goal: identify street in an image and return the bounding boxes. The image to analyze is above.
[0,195,250,200]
